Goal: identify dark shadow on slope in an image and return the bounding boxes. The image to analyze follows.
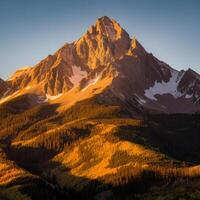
[6,126,92,175]
[0,176,56,200]
[41,160,112,200]
[0,93,58,117]
[113,114,200,164]
[0,102,60,142]
[42,160,200,200]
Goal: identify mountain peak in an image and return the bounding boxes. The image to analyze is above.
[74,16,131,69]
[86,16,129,42]
[97,16,112,23]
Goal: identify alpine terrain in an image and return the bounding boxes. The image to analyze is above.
[0,16,200,200]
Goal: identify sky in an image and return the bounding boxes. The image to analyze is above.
[0,0,200,79]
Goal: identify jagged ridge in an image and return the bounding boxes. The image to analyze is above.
[1,16,200,113]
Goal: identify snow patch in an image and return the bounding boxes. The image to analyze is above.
[69,65,87,86]
[137,98,146,104]
[185,94,193,99]
[46,93,62,100]
[82,74,101,91]
[144,70,185,100]
[135,94,146,105]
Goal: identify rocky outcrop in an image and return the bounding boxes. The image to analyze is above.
[0,78,9,98]
[178,68,200,103]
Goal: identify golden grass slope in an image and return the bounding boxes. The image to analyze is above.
[43,119,172,189]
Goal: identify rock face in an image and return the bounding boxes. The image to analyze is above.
[74,16,131,68]
[7,16,131,95]
[2,16,200,113]
[178,69,200,103]
[0,78,9,98]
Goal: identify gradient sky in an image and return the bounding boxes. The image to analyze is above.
[0,0,200,79]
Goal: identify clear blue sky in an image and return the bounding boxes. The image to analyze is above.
[0,0,200,79]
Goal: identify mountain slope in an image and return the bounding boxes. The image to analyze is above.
[0,97,199,199]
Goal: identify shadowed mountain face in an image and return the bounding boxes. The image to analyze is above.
[0,16,200,200]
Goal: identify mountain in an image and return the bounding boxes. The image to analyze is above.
[0,16,200,200]
[1,16,200,114]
